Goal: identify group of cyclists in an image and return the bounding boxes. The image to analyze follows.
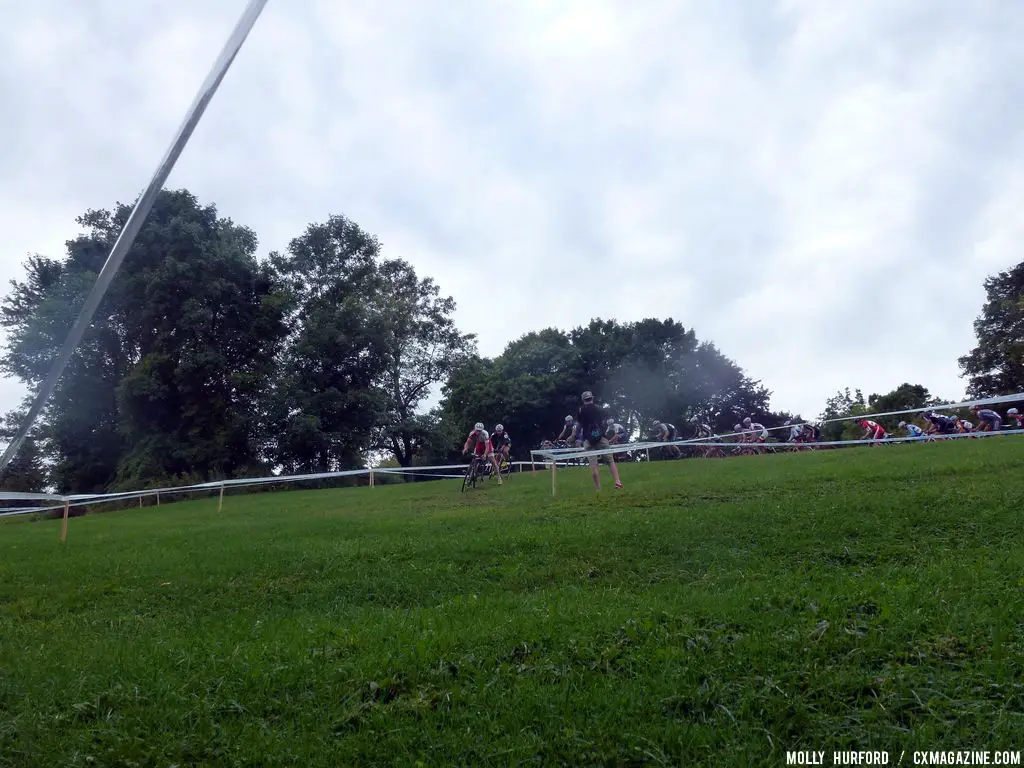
[461,422,513,483]
[860,405,1022,442]
[460,400,1023,483]
[536,403,1024,460]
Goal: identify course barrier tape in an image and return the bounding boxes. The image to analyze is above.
[0,461,545,518]
[2,394,1021,522]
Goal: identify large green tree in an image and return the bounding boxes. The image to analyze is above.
[0,189,289,491]
[368,259,476,467]
[440,318,775,455]
[959,261,1024,397]
[268,215,389,474]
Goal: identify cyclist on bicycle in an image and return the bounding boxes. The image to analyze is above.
[462,422,502,484]
[970,405,1002,432]
[1008,407,1022,429]
[556,415,579,446]
[605,418,628,444]
[689,415,715,440]
[652,420,682,457]
[491,424,512,464]
[898,420,925,439]
[742,417,768,443]
[922,411,957,436]
[858,418,887,443]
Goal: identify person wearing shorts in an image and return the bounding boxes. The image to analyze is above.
[462,422,502,484]
[578,390,623,491]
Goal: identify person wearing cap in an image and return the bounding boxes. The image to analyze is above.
[578,390,623,491]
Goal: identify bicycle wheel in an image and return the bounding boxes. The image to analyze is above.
[461,458,477,492]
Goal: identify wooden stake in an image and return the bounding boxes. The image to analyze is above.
[60,501,70,543]
[551,461,557,497]
[369,469,374,488]
[218,484,225,512]
[156,491,161,507]
[138,495,143,508]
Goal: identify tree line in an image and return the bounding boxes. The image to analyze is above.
[0,189,1019,494]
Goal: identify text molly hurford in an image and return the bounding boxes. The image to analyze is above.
[786,750,1021,765]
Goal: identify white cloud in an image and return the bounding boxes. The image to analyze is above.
[1,0,1023,428]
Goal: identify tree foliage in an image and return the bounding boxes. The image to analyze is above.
[0,190,289,491]
[959,261,1024,397]
[440,318,777,456]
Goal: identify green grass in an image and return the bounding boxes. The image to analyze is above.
[2,440,1024,766]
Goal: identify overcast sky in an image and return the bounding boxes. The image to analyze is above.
[1,0,1022,423]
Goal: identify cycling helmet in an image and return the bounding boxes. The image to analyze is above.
[474,422,484,431]
[1009,407,1019,415]
[742,417,751,426]
[565,415,573,423]
[899,420,907,428]
[733,424,742,431]
[495,424,503,432]
[581,390,594,401]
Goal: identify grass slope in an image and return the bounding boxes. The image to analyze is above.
[2,440,1024,766]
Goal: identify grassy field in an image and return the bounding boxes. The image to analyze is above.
[2,440,1024,766]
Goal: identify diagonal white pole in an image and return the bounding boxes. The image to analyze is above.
[0,0,270,472]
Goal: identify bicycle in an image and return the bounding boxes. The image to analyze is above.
[461,454,485,492]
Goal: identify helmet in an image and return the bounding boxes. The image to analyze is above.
[1009,407,1019,415]
[581,390,594,401]
[742,417,751,426]
[495,424,503,432]
[605,418,614,425]
[899,420,906,428]
[565,415,573,423]
[474,422,484,431]
[733,424,742,431]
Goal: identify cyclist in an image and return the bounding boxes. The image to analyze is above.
[898,420,925,439]
[652,420,682,457]
[462,422,502,484]
[556,415,579,446]
[955,416,974,434]
[491,424,512,466]
[742,417,768,443]
[689,415,715,440]
[970,405,1002,432]
[605,418,629,445]
[858,418,887,443]
[922,411,957,436]
[1008,407,1023,429]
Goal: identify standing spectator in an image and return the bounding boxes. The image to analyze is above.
[578,390,623,491]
